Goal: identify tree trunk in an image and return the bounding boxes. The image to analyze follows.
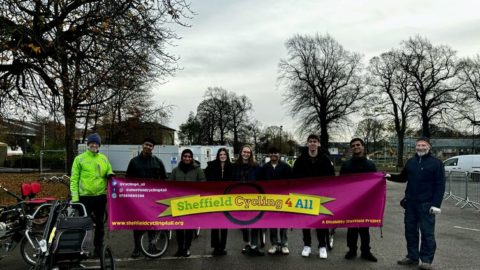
[421,110,430,138]
[320,120,329,151]
[64,100,77,175]
[396,133,405,168]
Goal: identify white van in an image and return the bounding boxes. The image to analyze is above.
[443,155,480,173]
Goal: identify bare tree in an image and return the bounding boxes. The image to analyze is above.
[278,33,366,147]
[397,36,464,138]
[368,51,415,167]
[0,0,191,171]
[457,55,480,126]
[178,111,203,145]
[228,93,252,154]
[355,118,384,154]
[203,87,231,145]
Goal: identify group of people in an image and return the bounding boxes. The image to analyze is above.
[70,133,445,270]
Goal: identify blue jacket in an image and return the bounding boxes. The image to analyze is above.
[400,153,445,207]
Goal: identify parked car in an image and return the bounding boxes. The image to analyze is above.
[444,155,480,181]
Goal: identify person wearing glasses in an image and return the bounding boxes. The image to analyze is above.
[233,145,264,256]
[126,138,167,258]
[170,149,206,257]
[340,138,378,262]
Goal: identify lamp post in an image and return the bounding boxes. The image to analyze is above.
[279,125,283,153]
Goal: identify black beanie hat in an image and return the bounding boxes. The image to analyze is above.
[416,136,431,146]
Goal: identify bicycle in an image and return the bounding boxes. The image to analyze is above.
[138,230,170,258]
[1,181,53,266]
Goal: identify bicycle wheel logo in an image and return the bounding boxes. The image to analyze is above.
[223,183,265,225]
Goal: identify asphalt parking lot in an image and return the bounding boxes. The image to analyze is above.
[2,180,479,270]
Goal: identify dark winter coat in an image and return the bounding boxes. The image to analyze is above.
[233,163,261,182]
[261,161,293,180]
[399,152,445,208]
[204,160,234,181]
[292,147,335,178]
[171,162,206,182]
[340,156,377,175]
[126,153,167,179]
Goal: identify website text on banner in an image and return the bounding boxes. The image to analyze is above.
[108,172,386,230]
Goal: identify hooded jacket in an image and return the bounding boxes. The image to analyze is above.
[171,162,206,181]
[70,150,113,201]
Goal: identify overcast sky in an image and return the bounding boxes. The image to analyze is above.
[152,0,480,142]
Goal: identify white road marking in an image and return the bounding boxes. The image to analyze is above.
[454,226,480,232]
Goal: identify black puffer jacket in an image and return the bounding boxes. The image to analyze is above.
[293,147,335,178]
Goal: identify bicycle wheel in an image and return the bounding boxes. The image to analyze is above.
[21,232,43,266]
[139,230,169,258]
[100,245,115,270]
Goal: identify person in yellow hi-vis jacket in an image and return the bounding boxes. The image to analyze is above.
[70,133,113,256]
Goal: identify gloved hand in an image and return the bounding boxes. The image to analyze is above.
[429,206,441,215]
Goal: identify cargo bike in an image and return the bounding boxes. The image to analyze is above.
[28,199,115,270]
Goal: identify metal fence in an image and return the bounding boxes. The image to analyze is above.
[444,171,480,210]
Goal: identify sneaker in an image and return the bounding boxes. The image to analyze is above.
[301,246,311,257]
[397,257,419,266]
[268,245,279,254]
[344,250,357,260]
[419,262,432,270]
[281,246,290,255]
[174,249,184,257]
[248,247,265,256]
[183,249,191,257]
[319,247,327,259]
[241,244,251,254]
[130,249,141,258]
[212,248,227,256]
[361,252,378,262]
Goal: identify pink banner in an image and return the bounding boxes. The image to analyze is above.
[108,172,386,230]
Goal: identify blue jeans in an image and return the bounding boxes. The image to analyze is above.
[404,200,436,263]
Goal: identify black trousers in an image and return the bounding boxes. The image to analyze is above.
[242,228,262,248]
[347,227,371,253]
[302,228,328,248]
[79,195,106,250]
[211,229,228,250]
[176,229,195,251]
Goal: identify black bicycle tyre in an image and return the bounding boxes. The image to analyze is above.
[100,245,115,270]
[20,232,43,266]
[139,230,169,258]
